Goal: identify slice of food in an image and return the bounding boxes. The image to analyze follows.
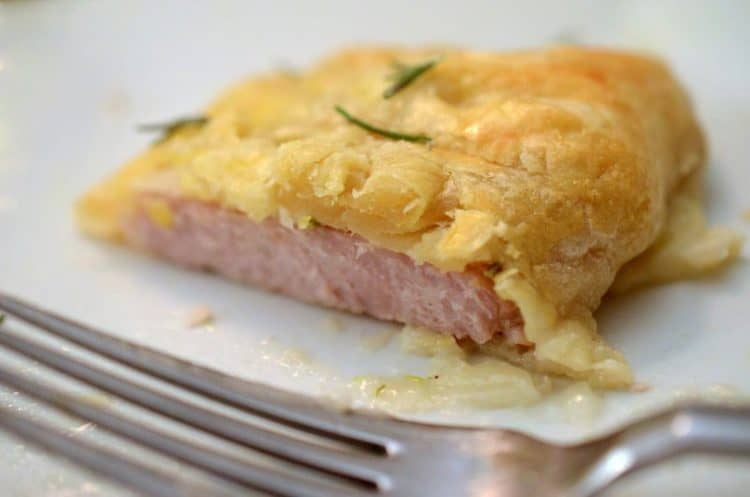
[126,194,525,345]
[76,46,741,389]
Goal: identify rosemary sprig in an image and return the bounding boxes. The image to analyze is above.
[137,115,208,144]
[383,57,440,98]
[334,105,430,144]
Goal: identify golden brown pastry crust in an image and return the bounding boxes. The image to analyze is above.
[77,46,707,387]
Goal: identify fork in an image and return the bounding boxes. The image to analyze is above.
[0,293,748,497]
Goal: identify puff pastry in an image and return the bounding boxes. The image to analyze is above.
[77,46,734,388]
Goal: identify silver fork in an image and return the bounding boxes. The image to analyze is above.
[0,293,749,497]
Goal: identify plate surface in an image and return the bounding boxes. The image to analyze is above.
[1,1,749,495]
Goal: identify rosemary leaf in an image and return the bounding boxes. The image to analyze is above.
[383,57,440,98]
[138,115,208,144]
[334,105,430,144]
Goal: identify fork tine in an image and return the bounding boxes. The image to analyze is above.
[0,322,391,488]
[0,404,241,497]
[0,292,400,453]
[0,363,374,497]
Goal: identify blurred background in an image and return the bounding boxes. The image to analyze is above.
[5,1,750,105]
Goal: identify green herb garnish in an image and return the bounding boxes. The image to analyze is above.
[297,216,320,230]
[383,57,440,98]
[334,105,430,143]
[0,313,4,325]
[138,115,208,144]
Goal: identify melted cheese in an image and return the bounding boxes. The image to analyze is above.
[613,185,744,293]
[489,269,632,388]
[349,326,549,411]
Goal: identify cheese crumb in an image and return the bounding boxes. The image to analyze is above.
[399,325,464,357]
[277,208,295,229]
[360,328,397,351]
[629,382,652,393]
[321,315,344,332]
[185,306,214,328]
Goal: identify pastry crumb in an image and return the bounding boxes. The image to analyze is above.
[185,306,214,328]
[629,382,652,393]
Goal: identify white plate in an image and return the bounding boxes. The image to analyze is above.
[1,1,749,495]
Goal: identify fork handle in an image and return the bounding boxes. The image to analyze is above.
[576,403,750,497]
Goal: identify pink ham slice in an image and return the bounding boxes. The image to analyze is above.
[123,195,526,345]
